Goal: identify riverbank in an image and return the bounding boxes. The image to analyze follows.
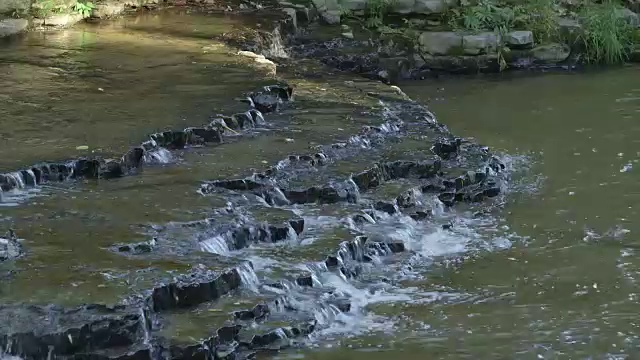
[2,0,639,80]
[1,5,639,359]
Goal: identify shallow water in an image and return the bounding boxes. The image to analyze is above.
[1,7,639,360]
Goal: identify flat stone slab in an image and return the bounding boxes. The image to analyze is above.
[0,18,28,38]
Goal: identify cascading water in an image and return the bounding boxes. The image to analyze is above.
[200,234,231,256]
[238,262,260,293]
[143,148,173,164]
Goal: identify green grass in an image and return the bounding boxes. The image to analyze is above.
[578,0,635,64]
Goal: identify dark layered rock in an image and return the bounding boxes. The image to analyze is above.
[112,238,157,255]
[0,304,147,359]
[150,265,244,312]
[0,83,293,197]
[249,84,294,113]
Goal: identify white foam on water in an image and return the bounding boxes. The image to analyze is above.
[238,262,260,293]
[200,234,231,256]
[139,308,151,347]
[144,148,173,164]
[0,355,23,360]
[0,187,42,207]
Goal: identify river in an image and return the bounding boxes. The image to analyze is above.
[1,8,639,360]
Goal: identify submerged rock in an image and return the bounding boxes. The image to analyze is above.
[0,230,22,261]
[0,19,28,38]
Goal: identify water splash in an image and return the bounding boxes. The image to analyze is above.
[238,262,260,292]
[265,27,289,59]
[200,234,231,256]
[144,148,173,164]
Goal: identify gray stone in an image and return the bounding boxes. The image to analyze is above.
[391,0,416,14]
[462,32,501,55]
[0,0,30,14]
[92,2,125,18]
[336,0,366,10]
[616,7,640,27]
[42,13,84,27]
[626,0,640,13]
[311,0,339,12]
[0,18,27,38]
[282,7,297,31]
[321,9,341,24]
[505,30,534,48]
[412,0,456,14]
[418,31,463,55]
[531,43,570,63]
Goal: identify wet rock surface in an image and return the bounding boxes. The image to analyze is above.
[0,84,293,198]
[0,55,513,358]
[0,230,22,262]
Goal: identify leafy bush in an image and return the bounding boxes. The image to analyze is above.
[578,0,635,64]
[73,1,95,17]
[446,0,561,40]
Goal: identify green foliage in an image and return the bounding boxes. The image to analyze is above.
[578,0,635,64]
[520,0,561,42]
[339,0,395,29]
[445,0,561,41]
[446,0,519,35]
[73,1,95,17]
[31,0,94,18]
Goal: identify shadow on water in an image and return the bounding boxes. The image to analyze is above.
[0,10,266,171]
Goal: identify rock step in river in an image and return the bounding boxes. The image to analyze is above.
[0,72,517,358]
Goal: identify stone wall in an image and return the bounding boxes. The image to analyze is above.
[0,0,30,15]
[312,0,455,24]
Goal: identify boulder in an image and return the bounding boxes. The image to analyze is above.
[531,43,571,63]
[626,0,640,13]
[282,7,298,31]
[321,9,341,24]
[0,18,27,38]
[92,1,125,18]
[0,230,22,262]
[504,30,534,49]
[412,0,456,14]
[0,0,29,14]
[41,13,85,27]
[462,32,501,55]
[616,7,640,27]
[418,31,463,55]
[390,0,455,14]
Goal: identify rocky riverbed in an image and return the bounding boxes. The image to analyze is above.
[0,8,524,358]
[2,2,639,360]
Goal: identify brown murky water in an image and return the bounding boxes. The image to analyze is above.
[2,8,640,359]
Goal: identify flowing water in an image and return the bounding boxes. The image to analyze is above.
[1,7,639,360]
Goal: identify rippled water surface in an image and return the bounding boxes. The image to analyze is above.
[1,8,640,359]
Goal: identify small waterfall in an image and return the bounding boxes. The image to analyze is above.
[265,28,289,59]
[139,308,151,347]
[200,234,231,256]
[6,172,25,189]
[238,262,260,292]
[249,109,266,125]
[346,178,360,201]
[274,328,288,339]
[312,303,342,326]
[24,170,37,186]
